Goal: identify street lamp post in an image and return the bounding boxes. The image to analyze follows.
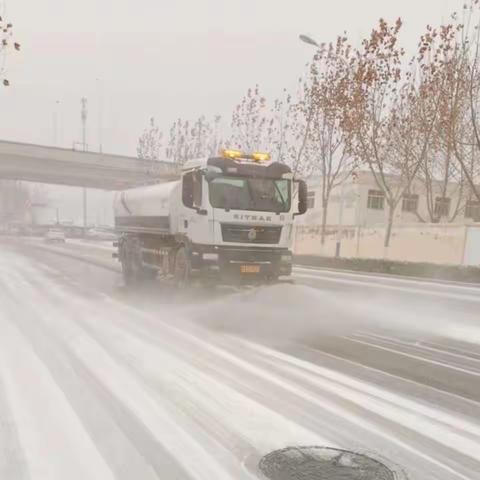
[300,33,351,257]
[299,34,320,48]
[299,34,350,69]
[96,78,103,153]
[335,182,346,257]
[52,100,60,146]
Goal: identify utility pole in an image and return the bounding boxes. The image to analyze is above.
[52,100,60,146]
[335,181,346,258]
[81,97,88,235]
[96,78,103,153]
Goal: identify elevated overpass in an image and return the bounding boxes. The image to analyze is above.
[0,140,180,190]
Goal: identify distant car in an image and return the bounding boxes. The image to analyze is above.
[19,226,34,237]
[45,229,66,243]
[86,228,117,241]
[8,226,22,236]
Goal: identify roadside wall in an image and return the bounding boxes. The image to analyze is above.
[294,224,480,266]
[464,226,480,266]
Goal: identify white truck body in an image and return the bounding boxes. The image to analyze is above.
[113,153,307,285]
[114,181,181,234]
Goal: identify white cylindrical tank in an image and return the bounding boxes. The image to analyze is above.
[113,180,181,234]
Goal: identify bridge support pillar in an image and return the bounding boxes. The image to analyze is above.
[82,187,87,234]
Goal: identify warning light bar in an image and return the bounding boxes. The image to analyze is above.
[220,149,243,159]
[220,149,271,162]
[251,152,270,162]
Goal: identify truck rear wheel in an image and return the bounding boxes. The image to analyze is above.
[121,237,156,285]
[122,251,144,285]
[174,246,191,289]
[121,256,136,285]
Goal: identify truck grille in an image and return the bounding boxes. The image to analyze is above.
[221,224,282,244]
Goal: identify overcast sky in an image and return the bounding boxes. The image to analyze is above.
[0,0,465,158]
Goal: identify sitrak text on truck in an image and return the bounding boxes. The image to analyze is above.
[113,149,308,286]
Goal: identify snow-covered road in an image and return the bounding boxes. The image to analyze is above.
[0,240,479,479]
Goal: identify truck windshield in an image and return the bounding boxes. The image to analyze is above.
[209,176,291,212]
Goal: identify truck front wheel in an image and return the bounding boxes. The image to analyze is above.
[174,246,191,289]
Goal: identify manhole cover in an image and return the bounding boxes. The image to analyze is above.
[259,447,402,480]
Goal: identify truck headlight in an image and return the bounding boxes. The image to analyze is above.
[203,253,219,262]
[281,254,292,263]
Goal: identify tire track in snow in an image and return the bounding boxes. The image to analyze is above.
[22,254,330,461]
[19,248,479,479]
[0,282,173,480]
[6,248,330,478]
[1,256,244,480]
[0,375,30,480]
[69,294,478,480]
[3,245,480,479]
[0,268,116,480]
[347,336,480,378]
[353,332,480,373]
[280,344,480,420]
[232,339,480,480]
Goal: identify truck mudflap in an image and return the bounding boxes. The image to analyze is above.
[191,245,292,283]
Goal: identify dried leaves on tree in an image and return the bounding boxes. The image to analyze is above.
[0,9,19,87]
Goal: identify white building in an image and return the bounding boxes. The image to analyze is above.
[294,171,480,266]
[302,171,480,228]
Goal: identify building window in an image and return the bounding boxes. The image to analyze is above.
[307,190,315,209]
[434,197,451,218]
[402,193,419,213]
[367,190,385,210]
[465,200,480,221]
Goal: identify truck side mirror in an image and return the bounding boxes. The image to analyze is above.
[183,171,206,215]
[295,179,308,216]
[182,173,194,208]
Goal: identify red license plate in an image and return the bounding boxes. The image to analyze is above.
[240,264,260,274]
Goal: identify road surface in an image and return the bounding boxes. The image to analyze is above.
[0,237,479,479]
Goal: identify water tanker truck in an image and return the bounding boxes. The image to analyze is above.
[113,149,308,287]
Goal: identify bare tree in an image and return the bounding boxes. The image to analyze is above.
[191,115,210,158]
[166,118,197,165]
[207,114,224,156]
[230,85,271,152]
[228,84,305,169]
[417,150,467,223]
[166,118,186,165]
[137,117,163,161]
[284,83,315,175]
[453,1,480,203]
[419,1,480,206]
[266,90,295,164]
[412,17,471,222]
[300,36,357,244]
[166,115,223,165]
[191,115,225,157]
[264,88,313,172]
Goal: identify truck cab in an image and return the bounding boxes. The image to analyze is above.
[176,149,307,283]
